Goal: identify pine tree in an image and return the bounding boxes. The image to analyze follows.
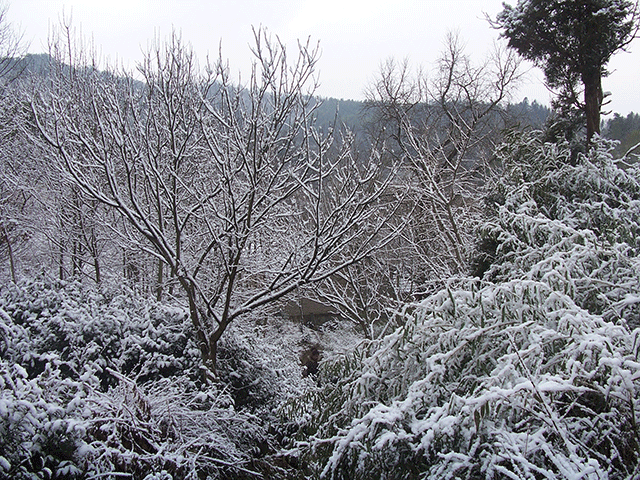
[495,0,639,144]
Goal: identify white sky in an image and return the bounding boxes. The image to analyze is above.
[7,0,640,116]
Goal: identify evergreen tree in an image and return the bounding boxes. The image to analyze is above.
[495,0,639,144]
[603,111,640,158]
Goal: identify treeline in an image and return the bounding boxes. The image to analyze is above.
[603,111,640,158]
[314,94,553,136]
[18,52,640,162]
[316,96,640,161]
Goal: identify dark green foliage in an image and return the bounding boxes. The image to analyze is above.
[496,0,639,141]
[542,104,588,163]
[603,111,640,158]
[497,0,637,88]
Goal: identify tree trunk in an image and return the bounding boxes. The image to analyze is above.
[180,277,217,377]
[58,243,65,280]
[90,240,100,284]
[3,223,16,283]
[93,255,101,284]
[156,259,163,301]
[583,70,603,145]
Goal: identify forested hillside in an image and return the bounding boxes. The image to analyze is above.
[1,1,640,479]
[603,112,640,158]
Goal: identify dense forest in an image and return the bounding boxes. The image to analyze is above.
[2,1,640,479]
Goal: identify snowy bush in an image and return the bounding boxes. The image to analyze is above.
[217,318,300,413]
[295,136,640,479]
[0,356,90,479]
[482,133,640,328]
[0,279,199,387]
[0,279,286,479]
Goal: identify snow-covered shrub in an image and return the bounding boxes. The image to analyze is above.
[0,278,199,389]
[0,279,284,479]
[482,133,640,328]
[0,356,91,479]
[309,281,640,479]
[79,372,265,479]
[217,319,294,412]
[295,136,640,479]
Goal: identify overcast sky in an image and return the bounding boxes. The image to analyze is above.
[7,0,640,116]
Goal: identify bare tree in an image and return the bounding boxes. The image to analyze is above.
[365,33,522,285]
[0,1,26,83]
[29,27,403,374]
[312,252,408,339]
[301,34,522,339]
[0,77,120,285]
[0,1,29,282]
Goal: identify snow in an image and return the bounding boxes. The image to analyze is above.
[0,279,310,478]
[2,129,640,477]
[298,136,640,479]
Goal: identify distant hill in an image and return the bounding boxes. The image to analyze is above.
[311,96,553,144]
[21,53,624,148]
[312,97,368,130]
[602,111,640,158]
[505,97,551,129]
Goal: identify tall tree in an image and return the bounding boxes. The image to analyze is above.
[495,0,639,144]
[30,28,404,374]
[365,33,522,281]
